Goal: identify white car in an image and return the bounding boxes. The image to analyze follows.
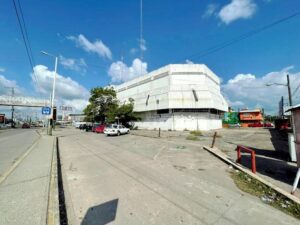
[104,124,130,136]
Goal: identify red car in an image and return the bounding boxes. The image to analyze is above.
[22,123,30,128]
[248,122,263,127]
[95,124,106,133]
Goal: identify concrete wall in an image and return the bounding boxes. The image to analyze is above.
[115,64,228,112]
[134,111,222,131]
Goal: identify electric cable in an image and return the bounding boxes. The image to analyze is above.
[12,0,42,97]
[178,11,300,62]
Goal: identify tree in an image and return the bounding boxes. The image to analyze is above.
[105,98,140,127]
[83,87,118,122]
[83,87,140,126]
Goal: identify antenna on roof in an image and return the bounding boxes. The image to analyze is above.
[139,0,143,77]
[140,0,143,62]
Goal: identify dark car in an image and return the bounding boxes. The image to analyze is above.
[22,123,30,128]
[79,124,86,130]
[85,124,93,132]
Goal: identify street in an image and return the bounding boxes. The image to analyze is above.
[0,128,40,177]
[57,128,299,225]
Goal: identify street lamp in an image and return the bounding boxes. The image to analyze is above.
[265,74,293,106]
[41,51,58,135]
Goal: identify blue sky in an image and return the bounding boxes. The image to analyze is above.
[0,0,300,115]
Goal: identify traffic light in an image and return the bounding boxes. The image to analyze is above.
[53,107,57,121]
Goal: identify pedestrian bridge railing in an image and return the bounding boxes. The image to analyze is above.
[0,95,50,107]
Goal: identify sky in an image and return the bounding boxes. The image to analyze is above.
[0,0,300,117]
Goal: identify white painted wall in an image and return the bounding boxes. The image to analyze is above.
[115,64,227,131]
[134,111,222,131]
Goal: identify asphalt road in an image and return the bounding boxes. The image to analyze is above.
[0,128,56,225]
[57,128,299,225]
[0,128,40,177]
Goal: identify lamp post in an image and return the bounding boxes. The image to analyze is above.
[266,74,292,107]
[41,51,58,135]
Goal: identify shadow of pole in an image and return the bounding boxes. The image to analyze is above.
[81,199,119,225]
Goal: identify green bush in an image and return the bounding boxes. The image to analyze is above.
[190,130,203,136]
[186,135,200,141]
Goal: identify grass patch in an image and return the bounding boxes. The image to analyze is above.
[186,135,200,141]
[190,130,203,136]
[230,170,300,220]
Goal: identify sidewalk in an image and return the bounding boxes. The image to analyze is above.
[0,131,59,225]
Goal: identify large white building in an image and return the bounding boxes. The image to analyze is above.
[115,64,228,131]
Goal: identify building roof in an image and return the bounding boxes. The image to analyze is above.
[114,64,221,92]
[286,104,300,112]
[239,109,261,113]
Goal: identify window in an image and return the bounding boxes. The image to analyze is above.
[146,94,150,106]
[192,89,198,102]
[157,109,169,114]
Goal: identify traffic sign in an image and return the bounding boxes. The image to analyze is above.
[42,107,51,115]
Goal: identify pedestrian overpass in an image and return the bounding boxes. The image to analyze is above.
[0,95,50,107]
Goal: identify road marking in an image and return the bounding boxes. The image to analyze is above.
[153,146,166,160]
[0,135,40,185]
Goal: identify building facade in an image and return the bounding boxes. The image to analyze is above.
[238,109,263,127]
[115,64,228,131]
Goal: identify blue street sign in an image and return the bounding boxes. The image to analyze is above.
[42,107,51,115]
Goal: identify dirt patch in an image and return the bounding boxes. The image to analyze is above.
[230,170,300,220]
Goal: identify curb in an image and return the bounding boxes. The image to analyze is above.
[46,137,60,225]
[203,145,300,205]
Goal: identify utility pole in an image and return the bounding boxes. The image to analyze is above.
[11,87,14,128]
[287,74,293,106]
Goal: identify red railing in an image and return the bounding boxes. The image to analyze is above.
[236,145,256,173]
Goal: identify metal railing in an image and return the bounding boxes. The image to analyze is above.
[0,95,50,107]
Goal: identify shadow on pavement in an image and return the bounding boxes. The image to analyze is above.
[240,154,298,187]
[234,128,298,187]
[81,199,119,225]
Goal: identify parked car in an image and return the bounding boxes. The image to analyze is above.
[248,122,263,127]
[85,124,93,132]
[264,122,274,128]
[22,123,30,128]
[104,124,130,136]
[79,124,86,130]
[75,122,86,128]
[92,123,101,132]
[95,124,106,133]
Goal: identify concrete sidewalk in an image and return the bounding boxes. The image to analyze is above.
[0,131,59,225]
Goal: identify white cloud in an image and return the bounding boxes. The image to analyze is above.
[108,58,148,83]
[0,68,5,73]
[32,65,89,112]
[67,34,112,60]
[140,38,147,52]
[0,75,20,95]
[218,0,257,24]
[203,4,219,18]
[59,55,87,74]
[61,99,89,112]
[222,66,300,114]
[185,59,194,64]
[228,73,255,84]
[130,48,138,54]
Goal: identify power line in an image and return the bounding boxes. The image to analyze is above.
[292,82,300,96]
[12,0,42,97]
[178,11,300,62]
